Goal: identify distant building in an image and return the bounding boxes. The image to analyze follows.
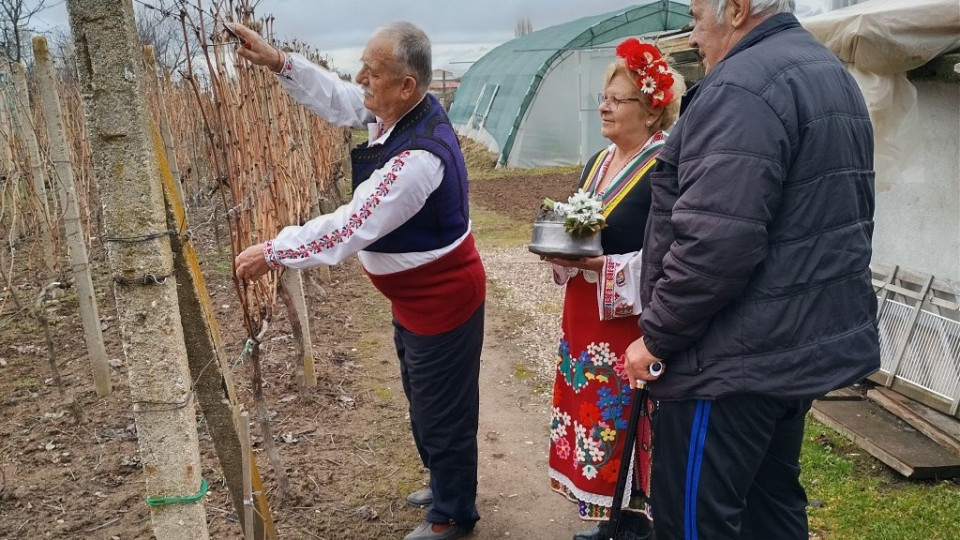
[830,0,864,9]
[429,69,459,110]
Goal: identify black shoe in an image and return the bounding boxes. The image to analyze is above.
[406,487,433,508]
[573,523,608,540]
[572,515,652,540]
[572,524,603,540]
[404,522,471,540]
[610,513,653,540]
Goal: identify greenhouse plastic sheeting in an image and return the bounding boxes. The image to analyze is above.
[450,0,690,168]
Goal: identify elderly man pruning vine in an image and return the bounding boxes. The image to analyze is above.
[231,21,484,540]
[623,1,880,539]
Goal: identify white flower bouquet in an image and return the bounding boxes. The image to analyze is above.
[529,189,605,259]
[540,189,607,238]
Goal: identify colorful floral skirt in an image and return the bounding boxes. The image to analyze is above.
[548,274,651,520]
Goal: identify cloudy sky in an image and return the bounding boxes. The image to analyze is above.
[31,0,828,76]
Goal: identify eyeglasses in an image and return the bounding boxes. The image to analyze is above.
[597,93,642,110]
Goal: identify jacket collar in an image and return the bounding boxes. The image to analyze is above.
[723,12,801,64]
[387,94,434,142]
[681,12,801,112]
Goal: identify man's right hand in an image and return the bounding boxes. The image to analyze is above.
[235,243,272,281]
[228,23,285,72]
[624,337,664,389]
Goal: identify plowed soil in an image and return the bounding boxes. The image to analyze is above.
[0,164,585,540]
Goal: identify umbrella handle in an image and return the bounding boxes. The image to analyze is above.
[649,361,663,377]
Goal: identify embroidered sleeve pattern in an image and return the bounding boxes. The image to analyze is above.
[597,251,644,320]
[265,150,442,270]
[263,241,278,270]
[264,151,410,266]
[277,53,294,77]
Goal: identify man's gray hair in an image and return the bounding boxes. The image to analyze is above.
[712,0,795,23]
[377,22,433,92]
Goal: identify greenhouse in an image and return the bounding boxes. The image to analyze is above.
[449,0,691,168]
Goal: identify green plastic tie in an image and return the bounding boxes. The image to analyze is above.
[145,478,208,507]
[233,338,256,369]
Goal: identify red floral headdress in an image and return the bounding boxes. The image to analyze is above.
[615,38,675,108]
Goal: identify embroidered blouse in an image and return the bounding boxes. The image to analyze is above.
[552,132,665,320]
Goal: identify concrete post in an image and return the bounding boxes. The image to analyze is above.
[66,1,209,537]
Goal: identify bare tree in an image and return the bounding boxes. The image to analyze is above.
[0,0,48,62]
[515,16,533,38]
[49,29,78,84]
[136,0,207,76]
[135,0,191,74]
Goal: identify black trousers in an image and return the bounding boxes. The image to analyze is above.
[649,394,812,540]
[393,304,484,527]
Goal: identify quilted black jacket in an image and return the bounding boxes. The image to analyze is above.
[639,13,880,400]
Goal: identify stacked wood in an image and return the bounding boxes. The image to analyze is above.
[813,262,960,479]
[867,387,960,457]
[812,394,960,479]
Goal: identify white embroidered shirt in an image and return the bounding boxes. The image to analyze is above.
[265,53,469,275]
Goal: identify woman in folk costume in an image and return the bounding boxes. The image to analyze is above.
[543,39,684,540]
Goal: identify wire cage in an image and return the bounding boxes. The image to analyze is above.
[872,263,960,418]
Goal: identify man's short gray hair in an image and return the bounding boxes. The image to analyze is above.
[711,0,795,23]
[376,22,433,92]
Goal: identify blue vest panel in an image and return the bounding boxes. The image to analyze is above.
[350,94,469,253]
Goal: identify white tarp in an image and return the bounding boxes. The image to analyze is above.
[803,0,960,186]
[805,0,959,73]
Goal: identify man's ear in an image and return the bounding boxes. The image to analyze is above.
[401,76,418,98]
[728,0,751,28]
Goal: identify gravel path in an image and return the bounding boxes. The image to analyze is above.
[480,246,564,383]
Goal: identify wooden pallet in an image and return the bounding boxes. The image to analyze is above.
[811,397,960,479]
[871,263,960,418]
[867,387,960,456]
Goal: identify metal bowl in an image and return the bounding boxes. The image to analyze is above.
[528,220,602,259]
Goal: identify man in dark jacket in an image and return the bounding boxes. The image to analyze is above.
[623,1,880,538]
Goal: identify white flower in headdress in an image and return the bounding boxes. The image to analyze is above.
[640,75,657,94]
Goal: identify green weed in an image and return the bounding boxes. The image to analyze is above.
[802,417,960,539]
[470,206,531,249]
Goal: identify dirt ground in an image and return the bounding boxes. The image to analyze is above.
[0,169,585,540]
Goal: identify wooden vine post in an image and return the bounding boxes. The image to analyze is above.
[66,1,209,538]
[10,62,57,273]
[32,36,112,398]
[0,73,22,245]
[279,269,316,386]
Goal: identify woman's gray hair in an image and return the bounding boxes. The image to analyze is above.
[376,22,433,92]
[712,0,795,23]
